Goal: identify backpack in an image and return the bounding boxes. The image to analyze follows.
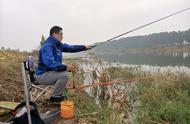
[23,55,36,82]
[13,101,45,124]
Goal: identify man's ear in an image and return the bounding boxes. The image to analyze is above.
[52,33,58,39]
[52,33,56,37]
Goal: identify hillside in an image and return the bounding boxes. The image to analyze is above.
[92,29,190,54]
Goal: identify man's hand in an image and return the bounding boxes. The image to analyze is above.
[67,64,77,72]
[85,45,92,50]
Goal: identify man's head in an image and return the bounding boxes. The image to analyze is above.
[50,26,63,42]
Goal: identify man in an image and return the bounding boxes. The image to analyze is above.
[36,26,92,102]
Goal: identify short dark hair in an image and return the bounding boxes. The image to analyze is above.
[50,26,62,35]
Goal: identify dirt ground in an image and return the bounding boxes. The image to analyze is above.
[0,50,28,101]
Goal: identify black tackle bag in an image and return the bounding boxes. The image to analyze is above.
[13,101,45,124]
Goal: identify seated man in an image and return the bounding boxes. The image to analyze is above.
[35,26,92,102]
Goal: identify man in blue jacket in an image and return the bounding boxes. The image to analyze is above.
[36,26,92,102]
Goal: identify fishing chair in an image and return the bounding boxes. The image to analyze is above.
[21,57,52,102]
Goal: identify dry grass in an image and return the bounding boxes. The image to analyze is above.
[0,50,30,101]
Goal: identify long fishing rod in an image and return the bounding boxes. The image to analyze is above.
[67,76,163,90]
[91,7,190,46]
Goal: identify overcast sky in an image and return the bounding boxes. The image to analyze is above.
[0,0,190,51]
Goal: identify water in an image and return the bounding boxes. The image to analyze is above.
[63,51,190,76]
[64,50,190,67]
[95,52,190,67]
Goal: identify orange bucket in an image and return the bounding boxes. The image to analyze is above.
[60,100,74,119]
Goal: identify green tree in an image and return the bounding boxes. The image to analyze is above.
[40,35,45,46]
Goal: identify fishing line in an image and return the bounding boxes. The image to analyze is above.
[94,7,190,45]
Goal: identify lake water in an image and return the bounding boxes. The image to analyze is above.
[64,51,190,67]
[94,52,190,67]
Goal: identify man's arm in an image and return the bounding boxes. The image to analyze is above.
[41,45,67,71]
[60,43,87,52]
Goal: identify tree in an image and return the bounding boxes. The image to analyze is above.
[40,35,45,46]
[1,46,5,50]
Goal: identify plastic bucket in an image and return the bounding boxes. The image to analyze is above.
[60,101,74,119]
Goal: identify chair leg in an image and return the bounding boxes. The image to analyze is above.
[34,86,50,102]
[32,84,51,93]
[32,87,37,95]
[21,63,32,124]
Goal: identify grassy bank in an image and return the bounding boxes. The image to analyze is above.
[130,75,190,124]
[1,50,190,124]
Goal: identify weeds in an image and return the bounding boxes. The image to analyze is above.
[130,75,190,124]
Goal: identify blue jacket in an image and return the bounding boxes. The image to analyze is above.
[36,36,86,75]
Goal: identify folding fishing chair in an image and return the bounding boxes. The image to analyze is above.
[21,56,52,102]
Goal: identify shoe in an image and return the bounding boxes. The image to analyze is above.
[50,96,65,102]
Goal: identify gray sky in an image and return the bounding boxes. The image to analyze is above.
[0,0,190,51]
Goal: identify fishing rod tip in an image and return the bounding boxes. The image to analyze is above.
[91,44,97,48]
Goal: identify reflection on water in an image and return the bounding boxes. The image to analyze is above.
[96,51,190,67]
[183,52,189,59]
[64,50,190,67]
[170,52,190,59]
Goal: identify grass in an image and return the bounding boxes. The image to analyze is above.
[130,75,190,124]
[98,101,123,124]
[107,66,136,79]
[68,91,123,124]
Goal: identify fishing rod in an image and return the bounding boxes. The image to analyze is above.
[67,76,163,90]
[91,7,190,46]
